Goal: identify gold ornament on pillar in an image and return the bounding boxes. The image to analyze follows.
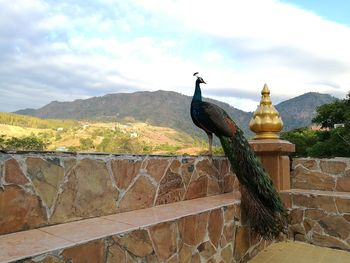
[249,84,283,139]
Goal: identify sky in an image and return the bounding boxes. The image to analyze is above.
[1,0,350,113]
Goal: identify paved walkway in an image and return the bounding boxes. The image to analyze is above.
[248,240,350,263]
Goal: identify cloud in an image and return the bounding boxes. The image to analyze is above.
[0,0,349,113]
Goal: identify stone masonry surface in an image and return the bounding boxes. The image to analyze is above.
[291,158,350,192]
[281,189,350,251]
[0,152,237,235]
[0,193,268,263]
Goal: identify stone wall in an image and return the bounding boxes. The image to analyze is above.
[0,152,237,235]
[21,204,269,263]
[285,157,350,251]
[291,158,350,192]
[281,190,350,251]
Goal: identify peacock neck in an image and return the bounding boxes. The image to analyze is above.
[192,82,202,102]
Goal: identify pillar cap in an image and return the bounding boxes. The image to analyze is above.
[249,139,295,154]
[249,84,284,140]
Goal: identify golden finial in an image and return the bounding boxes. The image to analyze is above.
[249,84,283,140]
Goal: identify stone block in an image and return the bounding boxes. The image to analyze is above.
[51,159,118,223]
[293,158,318,170]
[335,198,350,213]
[196,159,220,179]
[319,216,350,239]
[184,175,208,200]
[292,194,337,212]
[279,192,292,208]
[106,244,127,263]
[221,244,233,263]
[336,176,350,192]
[223,221,235,243]
[292,166,335,191]
[179,212,209,246]
[111,159,142,190]
[320,160,347,175]
[180,158,196,187]
[26,157,65,208]
[4,158,29,185]
[234,226,250,261]
[62,240,105,263]
[208,209,224,248]
[304,209,327,220]
[156,169,185,205]
[289,208,303,225]
[198,241,216,259]
[145,158,169,183]
[311,232,350,250]
[223,205,236,223]
[213,158,230,177]
[119,176,156,212]
[149,222,177,262]
[113,229,153,257]
[178,243,193,263]
[0,185,47,234]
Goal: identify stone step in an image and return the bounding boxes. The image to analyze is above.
[280,189,350,251]
[0,192,269,263]
[0,153,237,235]
[291,158,350,192]
[248,240,350,263]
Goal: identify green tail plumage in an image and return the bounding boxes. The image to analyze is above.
[220,129,288,239]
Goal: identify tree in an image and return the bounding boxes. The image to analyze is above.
[79,138,94,150]
[0,135,6,149]
[3,136,47,151]
[307,127,350,157]
[312,100,348,128]
[312,93,350,128]
[280,128,317,157]
[283,92,350,158]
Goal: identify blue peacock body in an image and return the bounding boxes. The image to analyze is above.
[190,72,288,239]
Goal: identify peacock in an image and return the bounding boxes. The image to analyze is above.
[190,72,288,239]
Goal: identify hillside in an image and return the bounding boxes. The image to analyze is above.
[15,90,336,138]
[0,116,209,155]
[0,112,79,129]
[276,92,335,131]
[16,91,252,138]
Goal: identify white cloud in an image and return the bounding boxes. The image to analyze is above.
[0,0,349,113]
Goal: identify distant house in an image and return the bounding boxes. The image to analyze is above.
[130,132,138,138]
[56,146,68,151]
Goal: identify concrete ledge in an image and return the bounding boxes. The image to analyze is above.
[1,193,259,263]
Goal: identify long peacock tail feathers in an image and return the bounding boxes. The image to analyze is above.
[220,130,288,239]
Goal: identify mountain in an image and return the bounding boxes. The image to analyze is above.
[15,91,251,138]
[276,92,335,131]
[15,91,335,139]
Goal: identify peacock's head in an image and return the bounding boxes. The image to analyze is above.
[193,72,206,84]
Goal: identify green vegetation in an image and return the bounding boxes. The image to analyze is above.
[0,112,78,129]
[0,135,47,151]
[0,112,204,154]
[281,92,350,157]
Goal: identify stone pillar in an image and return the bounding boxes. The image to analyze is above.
[249,139,295,190]
[248,84,295,190]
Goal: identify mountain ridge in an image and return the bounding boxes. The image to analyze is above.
[15,90,336,138]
